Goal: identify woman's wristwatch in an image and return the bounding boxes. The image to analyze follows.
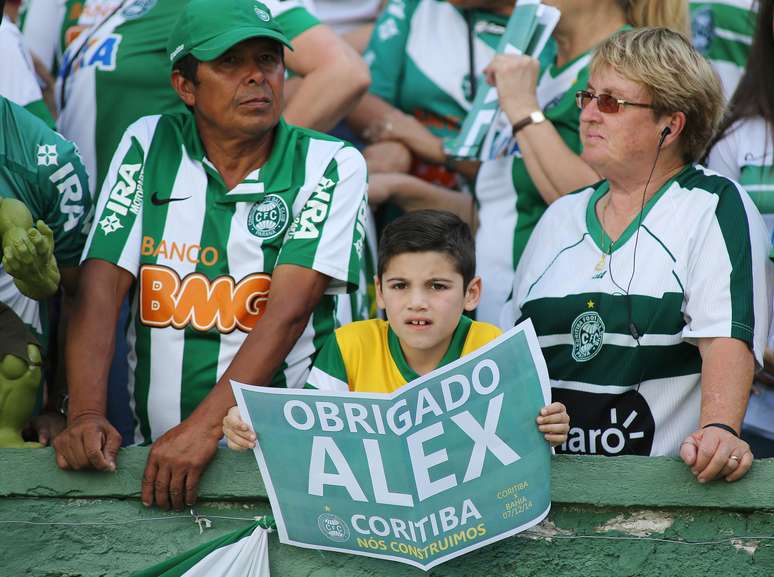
[511,110,546,136]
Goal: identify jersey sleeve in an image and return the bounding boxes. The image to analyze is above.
[706,126,742,181]
[305,331,351,391]
[81,116,159,276]
[278,145,368,294]
[35,135,92,267]
[682,178,770,365]
[264,0,320,39]
[364,0,415,104]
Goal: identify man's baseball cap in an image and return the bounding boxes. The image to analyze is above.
[167,0,293,66]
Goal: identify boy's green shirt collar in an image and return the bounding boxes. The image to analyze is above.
[387,316,473,383]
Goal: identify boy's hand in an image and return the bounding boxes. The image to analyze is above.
[223,405,256,451]
[536,402,570,447]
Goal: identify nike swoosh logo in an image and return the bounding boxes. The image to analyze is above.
[151,191,191,205]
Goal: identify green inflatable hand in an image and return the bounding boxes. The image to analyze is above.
[0,198,60,300]
[0,345,43,448]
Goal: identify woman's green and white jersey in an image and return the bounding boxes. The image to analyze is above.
[57,0,318,198]
[365,0,508,139]
[690,0,757,100]
[508,165,770,456]
[474,52,591,324]
[0,96,91,339]
[707,117,774,235]
[0,19,55,128]
[82,112,368,444]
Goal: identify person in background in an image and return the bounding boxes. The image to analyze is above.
[690,0,757,100]
[0,92,92,445]
[368,0,689,324]
[347,0,514,194]
[509,27,768,483]
[0,0,56,127]
[305,0,384,52]
[705,0,774,457]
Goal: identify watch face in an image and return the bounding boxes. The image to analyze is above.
[530,111,545,123]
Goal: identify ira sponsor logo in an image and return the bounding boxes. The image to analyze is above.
[64,33,123,75]
[288,176,336,240]
[139,265,271,333]
[141,236,219,266]
[49,162,85,232]
[99,163,143,235]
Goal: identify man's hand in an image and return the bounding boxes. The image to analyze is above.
[53,413,122,471]
[368,111,446,164]
[484,54,541,125]
[141,418,220,510]
[3,220,60,300]
[679,427,753,483]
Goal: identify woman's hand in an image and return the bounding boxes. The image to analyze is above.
[536,402,570,447]
[680,428,753,483]
[484,54,541,125]
[222,405,256,452]
[367,110,446,164]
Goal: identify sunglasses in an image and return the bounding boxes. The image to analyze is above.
[575,90,654,113]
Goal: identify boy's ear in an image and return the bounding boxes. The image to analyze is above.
[463,276,482,312]
[374,275,385,310]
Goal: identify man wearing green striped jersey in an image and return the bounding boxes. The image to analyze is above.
[53,0,368,510]
[691,0,757,100]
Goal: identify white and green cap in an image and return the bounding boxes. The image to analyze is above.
[168,0,293,65]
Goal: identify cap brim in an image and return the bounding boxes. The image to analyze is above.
[190,27,293,62]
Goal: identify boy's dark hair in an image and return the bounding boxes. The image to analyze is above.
[378,210,476,288]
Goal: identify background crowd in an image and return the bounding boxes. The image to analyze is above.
[0,0,772,508]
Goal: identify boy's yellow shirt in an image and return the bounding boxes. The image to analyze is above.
[307,317,502,393]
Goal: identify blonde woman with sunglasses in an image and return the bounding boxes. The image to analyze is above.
[507,27,769,483]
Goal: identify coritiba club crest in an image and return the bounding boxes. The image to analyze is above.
[571,310,605,362]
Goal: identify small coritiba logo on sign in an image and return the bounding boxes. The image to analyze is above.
[317,513,350,543]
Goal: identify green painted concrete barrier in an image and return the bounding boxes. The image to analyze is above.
[1,449,773,576]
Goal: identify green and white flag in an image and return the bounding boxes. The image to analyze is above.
[445,0,559,160]
[233,320,552,571]
[129,520,272,577]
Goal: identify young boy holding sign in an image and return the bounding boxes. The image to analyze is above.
[224,210,569,449]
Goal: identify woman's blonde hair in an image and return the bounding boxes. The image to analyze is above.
[590,27,724,163]
[622,0,690,36]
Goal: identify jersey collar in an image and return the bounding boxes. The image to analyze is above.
[586,164,692,254]
[182,112,296,203]
[387,316,473,382]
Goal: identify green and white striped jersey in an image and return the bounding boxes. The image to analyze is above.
[707,117,774,235]
[474,51,591,324]
[57,0,318,197]
[0,96,91,338]
[690,0,757,100]
[82,112,368,444]
[508,165,770,456]
[0,19,55,128]
[365,0,508,140]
